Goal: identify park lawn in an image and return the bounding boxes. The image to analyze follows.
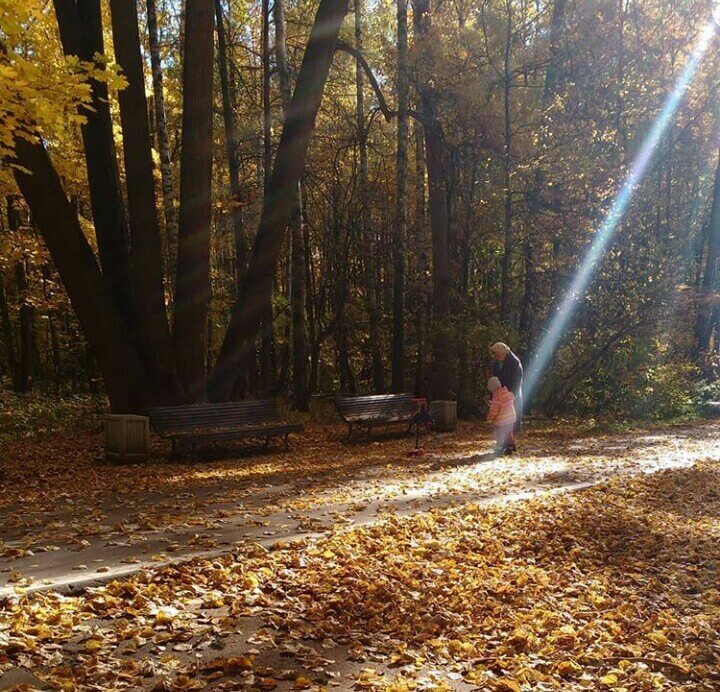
[2,458,719,690]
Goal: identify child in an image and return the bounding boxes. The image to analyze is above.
[486,376,517,454]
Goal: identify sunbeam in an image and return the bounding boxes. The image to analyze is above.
[523,5,720,402]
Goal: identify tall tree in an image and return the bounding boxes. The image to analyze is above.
[259,0,277,395]
[520,0,567,352]
[7,198,34,392]
[109,0,173,403]
[12,136,147,411]
[413,122,428,393]
[146,0,179,282]
[499,0,514,320]
[52,0,132,324]
[173,0,215,402]
[215,0,246,275]
[215,0,255,398]
[275,0,311,410]
[0,265,18,390]
[356,0,385,392]
[392,0,408,392]
[209,0,350,401]
[413,0,452,400]
[696,145,720,352]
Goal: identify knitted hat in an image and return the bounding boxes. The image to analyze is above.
[487,376,502,392]
[490,342,511,355]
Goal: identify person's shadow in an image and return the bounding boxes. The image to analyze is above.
[430,450,497,470]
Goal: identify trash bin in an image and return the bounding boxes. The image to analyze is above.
[430,400,457,432]
[104,415,150,463]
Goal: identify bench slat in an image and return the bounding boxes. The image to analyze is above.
[148,400,302,456]
[334,394,418,438]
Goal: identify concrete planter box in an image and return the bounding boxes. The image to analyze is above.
[104,414,150,463]
[430,400,457,432]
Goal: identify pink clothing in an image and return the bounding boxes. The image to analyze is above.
[487,386,516,427]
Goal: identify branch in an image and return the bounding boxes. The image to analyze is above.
[335,39,396,122]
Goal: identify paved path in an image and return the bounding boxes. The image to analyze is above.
[3,420,718,596]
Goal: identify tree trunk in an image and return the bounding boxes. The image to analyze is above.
[522,0,567,353]
[41,263,62,387]
[52,0,133,325]
[215,0,246,274]
[413,0,452,401]
[696,146,720,353]
[6,197,34,393]
[215,0,253,399]
[304,193,318,396]
[392,0,408,392]
[499,0,514,321]
[258,0,277,396]
[275,0,310,411]
[209,0,349,401]
[146,0,179,284]
[14,260,34,393]
[12,137,147,411]
[413,123,428,394]
[274,0,310,409]
[174,0,215,402]
[0,266,18,389]
[110,0,173,404]
[355,0,385,392]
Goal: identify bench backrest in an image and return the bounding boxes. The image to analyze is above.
[335,393,417,422]
[148,400,280,434]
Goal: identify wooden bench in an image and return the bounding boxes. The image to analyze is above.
[335,393,418,439]
[148,400,303,457]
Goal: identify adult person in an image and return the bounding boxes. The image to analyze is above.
[490,342,524,441]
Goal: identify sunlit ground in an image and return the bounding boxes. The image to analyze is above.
[2,441,720,690]
[2,418,719,597]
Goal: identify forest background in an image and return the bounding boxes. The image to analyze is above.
[3,0,720,424]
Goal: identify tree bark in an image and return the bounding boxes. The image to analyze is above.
[146,0,179,284]
[41,263,62,387]
[208,0,349,401]
[392,0,408,392]
[413,123,428,394]
[275,0,310,410]
[6,197,34,393]
[215,0,254,399]
[0,266,18,389]
[110,0,173,404]
[413,0,452,401]
[499,0,514,321]
[522,0,567,353]
[696,146,720,353]
[52,0,133,325]
[14,258,35,393]
[356,0,385,392]
[174,0,215,402]
[258,0,277,396]
[215,0,246,274]
[12,137,147,411]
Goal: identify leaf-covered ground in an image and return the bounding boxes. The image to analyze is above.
[2,420,720,689]
[3,419,719,593]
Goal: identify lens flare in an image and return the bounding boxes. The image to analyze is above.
[523,8,720,402]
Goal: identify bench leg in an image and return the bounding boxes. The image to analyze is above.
[284,432,289,447]
[347,423,353,440]
[264,436,270,450]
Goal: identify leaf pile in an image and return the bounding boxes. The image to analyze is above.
[2,461,720,689]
